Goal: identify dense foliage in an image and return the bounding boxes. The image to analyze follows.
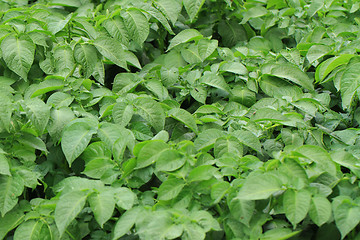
[1,0,360,239]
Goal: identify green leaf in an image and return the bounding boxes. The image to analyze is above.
[47,13,72,34]
[133,97,165,132]
[1,34,35,81]
[83,158,114,179]
[260,75,303,100]
[61,118,98,166]
[0,93,13,132]
[53,44,76,77]
[181,44,202,64]
[0,175,24,217]
[122,8,149,45]
[220,61,248,75]
[240,6,268,24]
[183,0,205,22]
[340,62,360,110]
[194,129,224,151]
[218,20,247,47]
[142,5,174,34]
[190,210,221,231]
[22,98,51,136]
[31,77,65,98]
[17,133,47,152]
[145,79,169,100]
[47,92,74,108]
[210,181,230,204]
[232,130,262,153]
[262,63,314,91]
[214,135,243,158]
[113,188,136,210]
[168,108,198,133]
[283,189,311,226]
[315,54,354,82]
[155,149,186,172]
[154,0,182,25]
[135,140,169,169]
[198,39,218,61]
[261,228,301,240]
[167,29,203,51]
[0,153,10,176]
[296,145,337,177]
[0,207,25,240]
[158,178,185,200]
[55,190,88,237]
[48,107,75,142]
[93,36,127,70]
[200,71,231,93]
[74,43,98,79]
[88,189,115,227]
[309,195,332,227]
[112,102,134,127]
[13,220,44,240]
[306,45,331,64]
[229,198,255,227]
[251,107,287,122]
[237,173,283,200]
[333,199,360,239]
[102,16,130,47]
[187,165,217,182]
[113,207,141,240]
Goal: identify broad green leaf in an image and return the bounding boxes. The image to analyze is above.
[220,61,248,75]
[113,207,141,240]
[83,158,114,179]
[0,175,24,217]
[340,62,360,110]
[214,135,243,158]
[122,8,149,45]
[53,176,104,195]
[53,44,75,77]
[47,92,74,108]
[133,97,165,132]
[135,140,169,169]
[93,36,127,70]
[309,195,332,227]
[230,86,256,107]
[279,158,308,189]
[181,44,202,64]
[61,118,98,166]
[141,5,174,34]
[1,34,35,81]
[283,189,311,226]
[237,173,283,200]
[200,71,231,93]
[22,98,51,136]
[183,0,205,21]
[13,220,44,240]
[260,75,303,100]
[112,102,134,127]
[31,77,65,98]
[331,150,360,178]
[261,228,301,240]
[168,108,198,133]
[0,207,25,239]
[167,29,203,51]
[306,45,331,64]
[0,93,13,132]
[187,165,217,182]
[194,129,224,151]
[190,210,221,231]
[102,16,130,47]
[74,43,98,79]
[198,39,218,61]
[88,189,115,227]
[113,188,136,210]
[210,181,230,204]
[296,145,337,177]
[232,130,262,153]
[218,20,247,47]
[229,198,255,227]
[262,63,314,91]
[251,107,287,122]
[190,85,207,104]
[155,149,186,172]
[183,222,205,240]
[240,6,268,24]
[333,199,360,239]
[315,54,354,82]
[48,107,75,142]
[145,79,169,100]
[47,13,72,34]
[0,153,10,176]
[154,0,182,25]
[55,190,88,237]
[158,178,185,200]
[17,133,47,152]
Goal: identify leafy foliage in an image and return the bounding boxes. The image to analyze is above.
[1,0,360,239]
